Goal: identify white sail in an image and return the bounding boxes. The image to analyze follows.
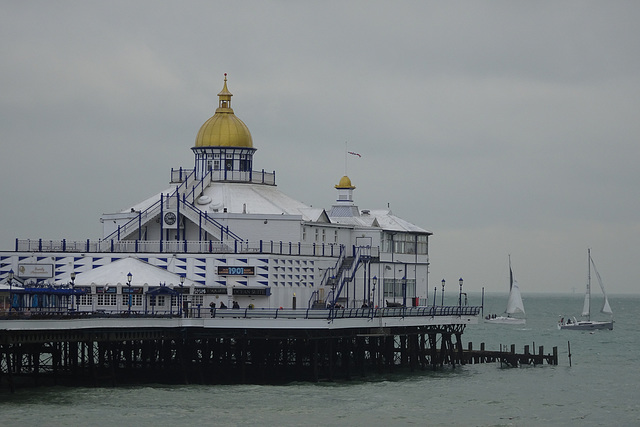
[590,255,613,315]
[506,280,525,315]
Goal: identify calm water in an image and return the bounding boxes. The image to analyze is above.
[1,294,638,426]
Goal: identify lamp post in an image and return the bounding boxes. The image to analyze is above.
[71,272,78,311]
[372,276,377,308]
[459,277,463,307]
[179,275,185,317]
[127,272,132,314]
[8,269,14,312]
[441,279,445,306]
[402,276,407,308]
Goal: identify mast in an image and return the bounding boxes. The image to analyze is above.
[508,254,513,291]
[588,249,592,320]
[582,248,592,320]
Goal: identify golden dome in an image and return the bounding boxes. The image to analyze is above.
[195,74,253,148]
[335,175,355,189]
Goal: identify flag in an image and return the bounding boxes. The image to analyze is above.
[348,151,361,157]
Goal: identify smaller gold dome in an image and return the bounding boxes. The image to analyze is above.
[335,175,355,189]
[195,74,253,148]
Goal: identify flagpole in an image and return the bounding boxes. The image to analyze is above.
[345,141,348,176]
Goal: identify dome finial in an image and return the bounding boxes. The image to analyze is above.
[218,73,232,98]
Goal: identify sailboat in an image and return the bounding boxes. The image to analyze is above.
[559,249,613,330]
[485,255,526,325]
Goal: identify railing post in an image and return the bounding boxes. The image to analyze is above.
[259,240,263,253]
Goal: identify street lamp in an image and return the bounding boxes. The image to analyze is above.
[372,276,377,308]
[402,276,407,307]
[126,272,132,314]
[179,275,185,317]
[441,279,445,306]
[459,277,463,307]
[70,272,78,311]
[8,269,14,312]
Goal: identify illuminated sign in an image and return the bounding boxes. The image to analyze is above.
[217,266,255,276]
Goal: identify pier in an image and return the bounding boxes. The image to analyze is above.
[0,306,485,391]
[0,306,562,392]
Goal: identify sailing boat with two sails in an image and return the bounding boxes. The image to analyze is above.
[485,255,526,325]
[558,249,613,330]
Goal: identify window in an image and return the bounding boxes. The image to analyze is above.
[382,233,393,253]
[382,233,427,255]
[334,230,338,243]
[417,235,428,255]
[122,294,142,307]
[383,278,416,298]
[97,294,117,306]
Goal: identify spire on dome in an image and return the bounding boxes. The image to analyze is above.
[217,73,233,111]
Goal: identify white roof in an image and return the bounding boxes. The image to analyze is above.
[55,257,197,287]
[0,282,22,291]
[122,182,429,233]
[127,182,317,220]
[330,209,431,234]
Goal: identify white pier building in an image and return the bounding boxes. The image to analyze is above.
[1,75,474,321]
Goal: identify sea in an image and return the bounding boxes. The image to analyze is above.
[1,293,638,427]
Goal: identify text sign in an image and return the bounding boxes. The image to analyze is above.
[194,288,227,295]
[232,288,270,296]
[18,264,53,279]
[217,266,255,276]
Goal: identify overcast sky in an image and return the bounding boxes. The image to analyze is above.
[1,1,639,295]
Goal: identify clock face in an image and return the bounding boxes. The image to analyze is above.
[164,212,177,225]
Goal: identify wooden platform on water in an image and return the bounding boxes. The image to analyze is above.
[462,342,558,367]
